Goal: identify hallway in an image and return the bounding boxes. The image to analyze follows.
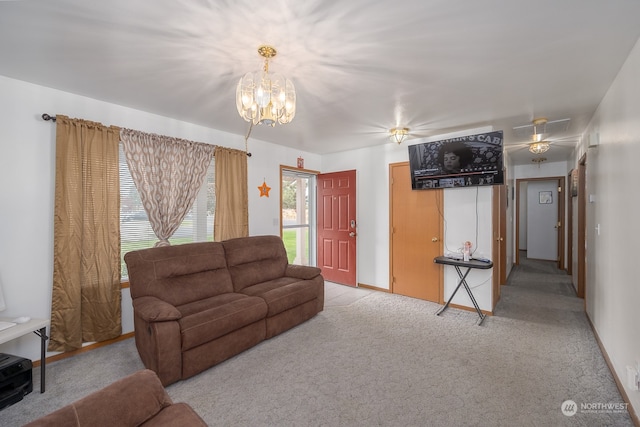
[496,251,581,322]
[508,251,576,296]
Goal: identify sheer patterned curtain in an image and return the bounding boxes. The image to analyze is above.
[120,129,215,246]
[214,146,249,241]
[51,115,122,352]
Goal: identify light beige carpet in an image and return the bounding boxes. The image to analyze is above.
[1,259,633,426]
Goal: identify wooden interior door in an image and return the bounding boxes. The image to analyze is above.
[492,183,507,307]
[557,177,565,270]
[390,162,443,302]
[567,171,574,276]
[317,170,357,286]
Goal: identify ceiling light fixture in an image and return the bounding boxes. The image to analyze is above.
[390,127,409,144]
[236,45,296,127]
[529,141,550,154]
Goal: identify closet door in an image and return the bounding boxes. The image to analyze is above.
[390,162,443,303]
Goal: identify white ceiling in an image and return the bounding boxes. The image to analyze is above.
[2,0,640,165]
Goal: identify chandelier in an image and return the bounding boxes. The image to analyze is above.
[390,127,409,144]
[529,141,550,154]
[236,45,296,127]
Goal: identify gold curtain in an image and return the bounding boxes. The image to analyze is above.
[214,146,249,241]
[50,115,122,352]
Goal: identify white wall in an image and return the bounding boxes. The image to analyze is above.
[513,160,569,180]
[576,36,640,414]
[443,186,494,311]
[322,127,497,311]
[504,156,515,279]
[518,181,528,250]
[320,138,410,289]
[0,75,320,362]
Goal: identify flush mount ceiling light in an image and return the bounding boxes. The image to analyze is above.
[529,141,550,154]
[236,45,296,127]
[390,127,409,144]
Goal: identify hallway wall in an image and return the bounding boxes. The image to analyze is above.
[576,36,640,416]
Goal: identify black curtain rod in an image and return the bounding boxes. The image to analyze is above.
[40,112,252,157]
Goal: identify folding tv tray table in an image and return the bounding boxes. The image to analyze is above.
[433,256,493,325]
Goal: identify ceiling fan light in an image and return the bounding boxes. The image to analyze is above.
[529,141,550,154]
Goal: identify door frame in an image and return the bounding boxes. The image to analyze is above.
[515,176,566,269]
[577,154,587,298]
[279,165,320,265]
[491,181,507,308]
[567,170,574,276]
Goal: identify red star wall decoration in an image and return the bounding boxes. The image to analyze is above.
[258,180,271,197]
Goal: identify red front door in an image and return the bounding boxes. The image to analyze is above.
[317,170,357,286]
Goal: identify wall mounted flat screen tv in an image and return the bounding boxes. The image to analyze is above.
[408,130,504,190]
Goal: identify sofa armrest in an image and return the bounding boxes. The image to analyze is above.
[285,264,322,280]
[133,296,182,322]
[147,402,208,426]
[24,369,175,427]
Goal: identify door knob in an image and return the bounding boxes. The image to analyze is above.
[431,237,438,242]
[349,232,357,237]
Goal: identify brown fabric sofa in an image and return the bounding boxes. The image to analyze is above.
[24,369,206,426]
[124,235,324,386]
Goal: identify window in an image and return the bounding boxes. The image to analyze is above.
[281,168,316,266]
[119,145,215,280]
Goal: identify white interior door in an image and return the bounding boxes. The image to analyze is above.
[526,180,558,260]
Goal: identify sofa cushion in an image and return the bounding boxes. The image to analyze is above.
[222,235,288,292]
[240,277,321,317]
[177,294,267,351]
[125,242,234,306]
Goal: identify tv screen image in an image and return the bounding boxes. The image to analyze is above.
[408,130,504,190]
